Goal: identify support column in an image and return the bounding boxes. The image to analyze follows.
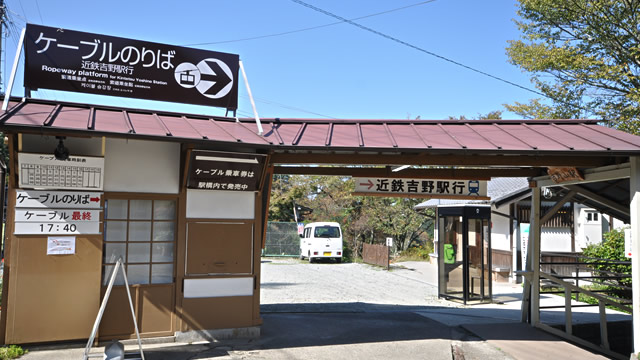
[630,157,640,356]
[530,186,542,325]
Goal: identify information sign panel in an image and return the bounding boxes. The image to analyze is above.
[19,153,104,191]
[15,222,100,235]
[25,24,239,109]
[187,151,265,191]
[353,177,487,198]
[15,190,102,209]
[14,190,102,235]
[47,236,76,255]
[15,209,101,222]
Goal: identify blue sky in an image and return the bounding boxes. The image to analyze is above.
[2,0,538,120]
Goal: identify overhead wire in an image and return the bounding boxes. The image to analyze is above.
[290,0,548,99]
[16,0,27,22]
[291,0,597,118]
[185,0,437,46]
[241,95,337,119]
[34,0,43,24]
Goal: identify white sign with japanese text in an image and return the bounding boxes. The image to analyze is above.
[353,178,487,198]
[19,153,104,191]
[15,209,101,222]
[47,236,76,255]
[14,190,102,235]
[15,190,102,209]
[625,228,632,258]
[15,222,100,235]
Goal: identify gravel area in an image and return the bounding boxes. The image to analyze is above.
[260,258,455,311]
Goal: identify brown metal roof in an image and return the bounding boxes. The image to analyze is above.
[2,98,640,158]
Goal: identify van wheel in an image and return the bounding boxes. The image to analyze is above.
[299,253,304,260]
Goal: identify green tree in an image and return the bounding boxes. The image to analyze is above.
[267,173,434,258]
[506,0,640,133]
[268,174,309,221]
[447,110,503,120]
[582,228,631,298]
[367,197,428,252]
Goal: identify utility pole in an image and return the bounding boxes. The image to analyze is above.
[0,0,5,94]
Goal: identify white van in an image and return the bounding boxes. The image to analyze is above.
[299,222,343,263]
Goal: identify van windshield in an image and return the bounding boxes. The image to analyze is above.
[314,226,340,238]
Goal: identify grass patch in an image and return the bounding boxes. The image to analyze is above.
[393,245,432,262]
[0,345,25,359]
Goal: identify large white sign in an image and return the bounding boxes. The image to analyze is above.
[15,190,102,209]
[14,190,102,235]
[19,152,104,191]
[353,178,487,198]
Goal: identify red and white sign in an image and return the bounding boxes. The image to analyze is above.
[15,190,102,209]
[47,236,76,255]
[15,209,101,222]
[14,190,102,235]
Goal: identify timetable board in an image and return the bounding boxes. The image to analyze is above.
[18,153,104,191]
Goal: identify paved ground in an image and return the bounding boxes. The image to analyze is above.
[19,258,629,359]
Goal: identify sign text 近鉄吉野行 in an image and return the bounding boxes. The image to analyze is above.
[353,177,488,198]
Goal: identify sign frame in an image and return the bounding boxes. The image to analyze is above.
[24,23,240,110]
[353,177,488,199]
[15,190,102,209]
[187,150,266,192]
[19,152,105,191]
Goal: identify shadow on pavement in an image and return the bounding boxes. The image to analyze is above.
[141,310,456,359]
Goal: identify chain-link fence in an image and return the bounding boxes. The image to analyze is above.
[263,222,300,257]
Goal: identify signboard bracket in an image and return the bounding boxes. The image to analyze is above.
[239,60,263,136]
[2,27,26,111]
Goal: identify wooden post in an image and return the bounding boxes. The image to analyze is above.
[630,156,640,355]
[531,185,542,325]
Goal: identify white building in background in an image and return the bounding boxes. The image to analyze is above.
[415,177,626,282]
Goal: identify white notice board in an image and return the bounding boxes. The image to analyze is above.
[47,236,76,255]
[19,153,104,191]
[14,190,103,235]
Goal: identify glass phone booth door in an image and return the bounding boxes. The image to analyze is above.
[438,205,491,304]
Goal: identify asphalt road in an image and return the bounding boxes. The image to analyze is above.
[260,258,446,311]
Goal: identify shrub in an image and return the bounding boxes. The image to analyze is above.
[396,243,433,261]
[582,228,631,299]
[0,345,25,359]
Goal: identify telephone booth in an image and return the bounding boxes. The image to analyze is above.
[437,205,492,304]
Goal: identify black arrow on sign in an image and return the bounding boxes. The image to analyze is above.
[200,60,232,96]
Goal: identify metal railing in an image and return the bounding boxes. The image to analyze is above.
[531,253,632,360]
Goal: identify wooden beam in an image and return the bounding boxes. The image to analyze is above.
[270,153,611,167]
[563,184,630,217]
[540,190,577,224]
[273,166,542,179]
